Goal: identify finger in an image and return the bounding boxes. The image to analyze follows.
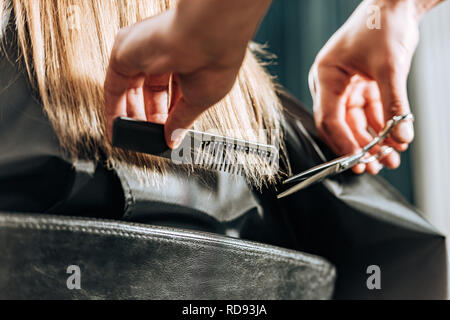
[164,98,205,149]
[383,137,409,152]
[144,74,172,124]
[362,82,384,133]
[316,127,366,174]
[347,107,384,175]
[126,74,146,121]
[345,79,374,174]
[104,66,129,140]
[361,83,409,153]
[347,106,402,171]
[163,68,231,149]
[325,107,367,174]
[314,64,360,155]
[313,64,367,173]
[379,148,401,170]
[365,161,383,175]
[352,163,367,175]
[346,77,367,111]
[376,71,415,144]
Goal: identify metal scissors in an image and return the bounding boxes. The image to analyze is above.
[278,114,415,199]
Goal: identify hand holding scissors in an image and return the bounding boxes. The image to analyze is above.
[278,114,414,199]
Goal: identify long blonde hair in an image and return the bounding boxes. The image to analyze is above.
[1,0,288,188]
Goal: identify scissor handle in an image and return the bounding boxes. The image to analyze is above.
[356,113,414,166]
[283,114,414,186]
[359,146,394,164]
[363,114,414,153]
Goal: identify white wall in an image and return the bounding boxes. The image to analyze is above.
[410,1,450,236]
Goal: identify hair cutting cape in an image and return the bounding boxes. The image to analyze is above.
[271,91,447,299]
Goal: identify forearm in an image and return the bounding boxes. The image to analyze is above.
[174,0,272,62]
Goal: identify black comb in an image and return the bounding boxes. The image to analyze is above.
[112,117,279,176]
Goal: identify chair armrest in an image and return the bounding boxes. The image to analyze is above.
[0,212,336,300]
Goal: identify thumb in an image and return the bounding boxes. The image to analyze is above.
[377,72,415,144]
[164,98,205,149]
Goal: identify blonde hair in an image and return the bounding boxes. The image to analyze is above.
[2,0,288,188]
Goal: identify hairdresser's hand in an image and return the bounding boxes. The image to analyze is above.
[309,0,435,174]
[104,0,271,149]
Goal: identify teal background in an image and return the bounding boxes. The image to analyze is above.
[255,0,415,203]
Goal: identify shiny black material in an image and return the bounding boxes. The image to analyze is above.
[0,91,446,300]
[0,6,446,298]
[0,213,336,300]
[271,91,447,299]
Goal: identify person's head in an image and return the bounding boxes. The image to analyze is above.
[2,0,288,187]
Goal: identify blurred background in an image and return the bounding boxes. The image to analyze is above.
[255,0,450,236]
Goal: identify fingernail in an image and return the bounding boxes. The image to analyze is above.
[170,128,187,149]
[353,164,366,174]
[373,161,384,175]
[393,121,414,144]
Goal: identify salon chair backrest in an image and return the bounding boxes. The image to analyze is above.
[0,213,336,300]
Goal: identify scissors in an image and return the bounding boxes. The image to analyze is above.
[277,114,415,199]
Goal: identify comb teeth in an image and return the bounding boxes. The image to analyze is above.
[191,134,273,175]
[188,134,278,176]
[112,117,279,176]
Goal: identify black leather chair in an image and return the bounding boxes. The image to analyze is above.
[0,213,336,300]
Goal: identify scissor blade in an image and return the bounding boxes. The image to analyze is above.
[283,155,349,185]
[277,165,339,199]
